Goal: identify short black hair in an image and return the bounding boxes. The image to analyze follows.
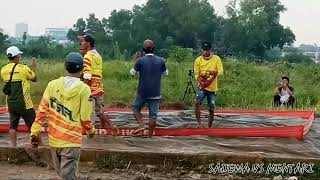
[84,34,95,47]
[143,47,155,54]
[65,62,83,73]
[282,76,289,82]
[7,53,18,60]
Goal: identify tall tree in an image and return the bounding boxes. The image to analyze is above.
[130,0,219,50]
[0,31,8,52]
[224,0,295,57]
[85,13,111,56]
[22,32,27,45]
[106,9,135,54]
[67,18,87,41]
[66,0,296,59]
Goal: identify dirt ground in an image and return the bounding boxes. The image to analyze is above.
[0,161,304,180]
[0,161,230,180]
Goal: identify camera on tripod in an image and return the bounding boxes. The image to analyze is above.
[188,70,194,78]
[183,69,196,101]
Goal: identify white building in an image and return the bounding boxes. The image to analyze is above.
[15,23,28,38]
[45,28,68,42]
[303,51,320,63]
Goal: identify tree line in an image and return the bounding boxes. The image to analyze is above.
[0,0,299,61]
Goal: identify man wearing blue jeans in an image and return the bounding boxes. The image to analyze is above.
[130,39,168,137]
[194,42,223,128]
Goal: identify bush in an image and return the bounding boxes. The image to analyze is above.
[283,53,314,64]
[168,46,194,62]
[1,58,320,110]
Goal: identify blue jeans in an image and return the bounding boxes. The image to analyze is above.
[196,89,216,110]
[132,95,160,119]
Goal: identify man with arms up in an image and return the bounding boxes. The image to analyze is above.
[1,46,37,146]
[130,39,168,137]
[273,76,295,108]
[30,52,96,180]
[77,34,118,134]
[194,42,224,128]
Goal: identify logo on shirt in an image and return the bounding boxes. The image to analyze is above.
[50,97,75,122]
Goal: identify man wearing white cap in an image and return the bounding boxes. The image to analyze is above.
[0,46,37,146]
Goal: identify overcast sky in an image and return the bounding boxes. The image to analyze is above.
[0,0,318,45]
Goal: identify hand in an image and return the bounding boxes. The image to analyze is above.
[210,70,218,77]
[197,75,214,89]
[134,51,141,61]
[30,135,40,148]
[197,75,207,83]
[88,131,95,139]
[276,82,282,88]
[88,133,95,138]
[197,76,206,88]
[31,57,37,71]
[198,76,208,88]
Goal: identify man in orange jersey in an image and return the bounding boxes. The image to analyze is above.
[30,52,96,180]
[78,34,118,135]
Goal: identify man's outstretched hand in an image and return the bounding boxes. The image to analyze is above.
[134,51,142,61]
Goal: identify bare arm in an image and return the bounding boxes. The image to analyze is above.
[285,86,293,96]
[274,87,280,96]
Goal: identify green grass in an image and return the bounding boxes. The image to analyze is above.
[0,58,319,110]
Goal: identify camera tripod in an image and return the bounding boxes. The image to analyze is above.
[182,70,197,101]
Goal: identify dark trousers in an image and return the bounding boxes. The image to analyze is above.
[273,95,295,108]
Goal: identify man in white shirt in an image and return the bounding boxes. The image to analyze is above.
[273,77,295,108]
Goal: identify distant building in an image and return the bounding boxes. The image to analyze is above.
[45,28,68,42]
[26,35,40,42]
[15,23,28,38]
[303,51,320,63]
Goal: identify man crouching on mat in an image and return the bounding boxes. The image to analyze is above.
[194,42,224,128]
[130,39,168,137]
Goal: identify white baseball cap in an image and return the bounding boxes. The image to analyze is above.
[6,46,23,57]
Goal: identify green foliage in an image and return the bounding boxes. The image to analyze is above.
[67,18,87,42]
[283,53,314,64]
[265,47,282,60]
[66,0,220,58]
[0,31,9,52]
[107,9,135,55]
[223,0,295,57]
[168,46,194,62]
[282,46,301,53]
[16,36,77,59]
[3,0,297,61]
[22,32,27,45]
[299,44,318,52]
[0,58,319,110]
